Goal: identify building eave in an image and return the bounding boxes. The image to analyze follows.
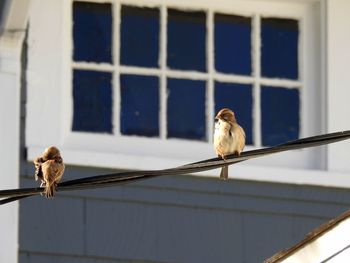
[265,209,350,262]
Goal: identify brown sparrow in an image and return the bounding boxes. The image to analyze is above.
[214,108,246,180]
[34,146,65,198]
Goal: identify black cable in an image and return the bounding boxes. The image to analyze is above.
[1,130,350,205]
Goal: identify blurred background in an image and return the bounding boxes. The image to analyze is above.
[1,0,350,262]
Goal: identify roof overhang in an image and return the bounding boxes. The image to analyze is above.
[265,209,350,262]
[0,0,29,36]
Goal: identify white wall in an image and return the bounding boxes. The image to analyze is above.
[0,36,21,263]
[327,0,350,172]
[0,0,29,262]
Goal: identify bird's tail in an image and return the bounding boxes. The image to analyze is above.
[44,183,56,198]
[220,165,229,180]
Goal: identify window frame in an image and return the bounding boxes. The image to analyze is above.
[26,0,325,173]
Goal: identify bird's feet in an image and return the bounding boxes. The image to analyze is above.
[218,154,227,161]
[39,181,46,196]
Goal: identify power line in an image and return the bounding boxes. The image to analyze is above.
[1,130,350,205]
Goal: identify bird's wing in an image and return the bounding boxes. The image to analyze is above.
[41,160,64,184]
[237,124,246,139]
[235,124,246,152]
[33,157,44,181]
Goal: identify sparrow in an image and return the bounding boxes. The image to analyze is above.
[34,146,65,198]
[214,108,246,180]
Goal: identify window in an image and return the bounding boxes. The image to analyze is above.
[71,0,303,148]
[26,0,322,171]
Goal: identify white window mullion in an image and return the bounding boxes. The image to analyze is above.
[160,5,167,140]
[259,78,302,88]
[119,65,161,76]
[214,73,254,85]
[72,61,114,72]
[113,1,121,136]
[166,70,208,80]
[253,14,261,147]
[207,9,214,143]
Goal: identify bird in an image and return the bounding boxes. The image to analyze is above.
[34,146,65,198]
[214,108,246,180]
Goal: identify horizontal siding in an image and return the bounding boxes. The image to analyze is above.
[19,176,350,219]
[19,162,350,263]
[19,195,85,255]
[19,251,165,263]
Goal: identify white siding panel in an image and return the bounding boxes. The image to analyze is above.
[327,0,350,172]
[0,72,19,263]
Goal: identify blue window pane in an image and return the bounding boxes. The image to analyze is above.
[215,14,252,75]
[73,70,112,133]
[214,82,253,145]
[261,18,299,79]
[167,9,206,72]
[261,86,299,146]
[73,2,112,63]
[120,75,159,137]
[120,6,160,67]
[167,78,206,140]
